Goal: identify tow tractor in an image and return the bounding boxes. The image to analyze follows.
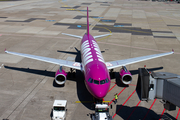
[91,103,113,120]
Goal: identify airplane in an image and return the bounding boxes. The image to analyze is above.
[5,7,174,100]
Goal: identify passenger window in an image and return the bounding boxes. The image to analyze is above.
[105,78,109,83]
[88,78,93,83]
[94,80,99,85]
[100,80,105,84]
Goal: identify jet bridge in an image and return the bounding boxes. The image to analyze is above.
[136,68,180,111]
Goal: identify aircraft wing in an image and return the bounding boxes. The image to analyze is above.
[5,50,81,70]
[62,33,82,39]
[94,33,112,39]
[106,50,174,70]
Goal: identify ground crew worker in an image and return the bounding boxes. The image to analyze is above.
[114,93,118,104]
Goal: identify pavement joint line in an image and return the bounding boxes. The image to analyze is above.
[108,87,126,106]
[129,84,137,86]
[159,108,166,120]
[1,33,79,40]
[112,90,136,118]
[98,41,180,55]
[108,84,117,93]
[0,0,41,10]
[1,77,48,119]
[161,15,180,22]
[126,100,142,120]
[75,101,110,103]
[143,99,157,120]
[110,81,116,83]
[176,108,180,119]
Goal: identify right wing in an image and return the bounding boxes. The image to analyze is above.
[5,50,81,70]
[106,50,174,70]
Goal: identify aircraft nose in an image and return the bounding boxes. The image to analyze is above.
[93,88,108,99]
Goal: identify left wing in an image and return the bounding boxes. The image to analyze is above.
[5,50,81,70]
[62,33,82,39]
[106,50,174,70]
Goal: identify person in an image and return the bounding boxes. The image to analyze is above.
[114,93,118,104]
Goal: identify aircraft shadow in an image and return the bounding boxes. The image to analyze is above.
[57,47,81,62]
[114,105,176,120]
[4,65,55,77]
[4,65,94,109]
[110,67,163,87]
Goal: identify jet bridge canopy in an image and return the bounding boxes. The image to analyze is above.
[136,68,180,110]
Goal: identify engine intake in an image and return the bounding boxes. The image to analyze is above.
[55,66,67,85]
[119,66,132,85]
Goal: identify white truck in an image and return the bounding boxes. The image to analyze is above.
[91,104,113,120]
[52,100,67,120]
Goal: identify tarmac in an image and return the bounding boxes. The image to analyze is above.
[0,0,180,120]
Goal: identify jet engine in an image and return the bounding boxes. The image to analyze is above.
[119,66,132,84]
[55,66,67,85]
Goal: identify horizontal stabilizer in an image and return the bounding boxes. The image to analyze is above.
[62,33,82,39]
[94,33,112,39]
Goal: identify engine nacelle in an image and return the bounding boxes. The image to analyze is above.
[119,66,132,85]
[55,66,67,85]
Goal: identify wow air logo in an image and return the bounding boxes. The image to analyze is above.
[81,40,105,66]
[92,40,105,63]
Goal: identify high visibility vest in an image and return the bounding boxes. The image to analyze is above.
[115,95,118,99]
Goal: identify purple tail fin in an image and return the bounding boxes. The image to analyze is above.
[87,7,89,36]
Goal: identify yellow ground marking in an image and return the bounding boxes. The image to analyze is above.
[75,101,110,103]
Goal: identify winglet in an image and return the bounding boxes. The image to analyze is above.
[87,7,89,36]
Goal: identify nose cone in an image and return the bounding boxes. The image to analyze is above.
[94,90,107,99]
[92,86,109,99]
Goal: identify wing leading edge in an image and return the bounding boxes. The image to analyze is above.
[5,50,81,70]
[106,50,174,70]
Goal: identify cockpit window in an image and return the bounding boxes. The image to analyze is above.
[105,78,109,83]
[94,80,99,85]
[88,78,93,83]
[100,80,105,84]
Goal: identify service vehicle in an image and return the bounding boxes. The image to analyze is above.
[52,100,67,120]
[92,103,113,120]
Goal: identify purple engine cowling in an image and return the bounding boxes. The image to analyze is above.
[119,66,132,84]
[55,67,67,85]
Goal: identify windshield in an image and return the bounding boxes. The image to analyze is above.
[94,80,99,84]
[95,108,109,112]
[88,78,93,83]
[100,80,105,84]
[105,78,109,83]
[54,107,65,111]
